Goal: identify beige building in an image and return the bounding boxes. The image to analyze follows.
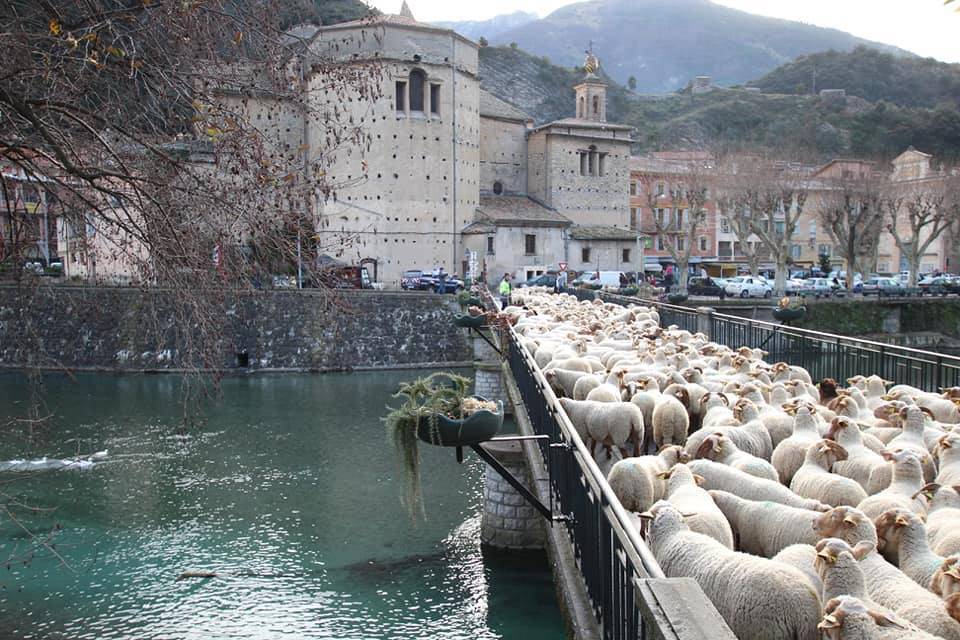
[217,4,637,287]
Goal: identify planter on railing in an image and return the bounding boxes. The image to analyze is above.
[416,397,503,446]
[453,314,488,329]
[667,293,689,304]
[772,306,806,322]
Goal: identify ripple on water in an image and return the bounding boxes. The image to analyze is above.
[0,371,565,640]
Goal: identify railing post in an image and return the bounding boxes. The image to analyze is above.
[696,307,714,340]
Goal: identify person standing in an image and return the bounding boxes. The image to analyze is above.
[498,273,512,307]
[554,269,568,293]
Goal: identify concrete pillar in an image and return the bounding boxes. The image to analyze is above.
[696,306,715,338]
[480,440,545,550]
[474,363,509,408]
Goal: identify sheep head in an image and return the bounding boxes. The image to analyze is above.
[932,557,960,598]
[941,386,960,399]
[945,593,960,624]
[873,508,916,552]
[819,596,908,639]
[694,434,724,461]
[816,439,849,464]
[813,506,871,544]
[658,444,691,466]
[825,416,855,442]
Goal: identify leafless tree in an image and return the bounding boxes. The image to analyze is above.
[639,170,709,293]
[1,0,380,376]
[715,169,764,279]
[886,186,950,286]
[819,173,889,291]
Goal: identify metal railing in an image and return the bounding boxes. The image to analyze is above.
[492,290,733,639]
[579,289,960,392]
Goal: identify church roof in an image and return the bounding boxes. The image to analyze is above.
[479,90,531,123]
[532,117,634,133]
[476,195,570,227]
[568,225,639,241]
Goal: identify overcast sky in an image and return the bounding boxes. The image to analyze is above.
[368,0,960,63]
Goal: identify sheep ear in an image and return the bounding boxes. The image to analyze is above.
[912,483,940,501]
[655,470,672,479]
[894,514,910,527]
[693,474,705,486]
[867,610,907,630]
[843,514,861,526]
[881,450,894,461]
[919,406,935,419]
[852,541,874,560]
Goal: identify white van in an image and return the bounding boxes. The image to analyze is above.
[579,271,627,288]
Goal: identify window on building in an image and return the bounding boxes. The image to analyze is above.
[588,153,595,176]
[818,244,832,257]
[622,248,631,263]
[720,216,730,234]
[719,241,732,258]
[809,220,817,238]
[395,80,406,112]
[409,68,426,112]
[598,153,606,177]
[676,237,685,252]
[630,207,639,230]
[486,236,494,254]
[492,181,503,195]
[430,83,440,115]
[630,181,637,196]
[592,95,599,115]
[656,235,665,251]
[656,182,665,196]
[877,262,889,272]
[774,220,785,234]
[525,234,536,255]
[699,236,707,252]
[790,244,802,258]
[578,96,584,118]
[579,151,588,176]
[581,247,591,263]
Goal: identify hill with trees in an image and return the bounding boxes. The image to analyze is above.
[748,46,960,109]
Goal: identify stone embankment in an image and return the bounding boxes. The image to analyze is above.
[0,285,471,372]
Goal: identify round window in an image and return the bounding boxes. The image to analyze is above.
[493,181,503,195]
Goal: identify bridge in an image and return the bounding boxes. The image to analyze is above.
[480,288,960,640]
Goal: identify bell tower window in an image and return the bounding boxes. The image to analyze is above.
[409,68,426,113]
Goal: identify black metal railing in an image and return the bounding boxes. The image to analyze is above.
[507,331,655,639]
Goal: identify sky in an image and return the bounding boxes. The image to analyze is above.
[367,0,960,63]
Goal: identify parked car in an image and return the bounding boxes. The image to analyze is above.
[784,278,806,294]
[523,273,558,289]
[861,276,904,296]
[418,270,464,293]
[687,276,727,297]
[919,275,960,295]
[724,276,772,298]
[801,278,835,298]
[576,271,628,288]
[401,269,425,290]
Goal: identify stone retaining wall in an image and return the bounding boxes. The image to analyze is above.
[0,285,471,371]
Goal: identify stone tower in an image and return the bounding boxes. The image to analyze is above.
[574,48,607,123]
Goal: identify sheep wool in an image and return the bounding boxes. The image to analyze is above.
[606,445,687,513]
[771,406,821,486]
[652,393,690,448]
[662,464,734,549]
[790,440,868,508]
[688,459,827,511]
[646,501,822,640]
[708,490,821,557]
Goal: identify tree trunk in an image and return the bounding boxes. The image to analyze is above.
[845,257,857,292]
[773,253,788,297]
[678,258,690,293]
[749,255,760,278]
[908,253,920,287]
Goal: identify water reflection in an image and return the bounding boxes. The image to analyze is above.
[0,371,564,639]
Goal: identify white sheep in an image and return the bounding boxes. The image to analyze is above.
[693,432,779,482]
[688,458,827,511]
[543,367,591,398]
[684,399,773,461]
[651,388,690,448]
[936,432,960,486]
[818,595,939,640]
[572,374,603,400]
[813,505,960,639]
[927,486,960,556]
[606,445,688,512]
[825,416,889,494]
[772,405,822,485]
[791,440,868,508]
[770,544,822,596]
[644,500,822,640]
[709,490,821,557]
[875,508,957,592]
[857,449,931,520]
[932,556,960,600]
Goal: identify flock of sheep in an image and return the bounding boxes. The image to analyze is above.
[506,287,960,640]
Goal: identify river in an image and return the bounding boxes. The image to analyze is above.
[0,371,564,639]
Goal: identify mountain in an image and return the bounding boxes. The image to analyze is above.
[490,0,913,93]
[478,44,960,163]
[749,46,960,109]
[435,11,538,42]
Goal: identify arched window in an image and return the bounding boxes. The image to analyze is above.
[409,68,426,112]
[578,96,585,118]
[493,181,503,195]
[592,95,599,115]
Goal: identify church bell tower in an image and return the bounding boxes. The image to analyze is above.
[574,46,607,123]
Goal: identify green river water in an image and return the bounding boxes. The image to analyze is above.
[0,371,564,639]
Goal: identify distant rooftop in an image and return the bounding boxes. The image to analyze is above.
[479,90,531,123]
[475,195,570,227]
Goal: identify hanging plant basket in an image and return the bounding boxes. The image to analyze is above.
[383,373,501,520]
[416,396,503,447]
[667,293,689,304]
[619,286,639,297]
[773,306,806,322]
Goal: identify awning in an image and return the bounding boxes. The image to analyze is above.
[643,264,663,273]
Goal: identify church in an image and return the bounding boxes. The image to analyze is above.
[268,3,639,286]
